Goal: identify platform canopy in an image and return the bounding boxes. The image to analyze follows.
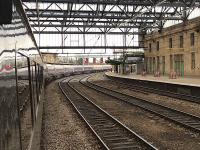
[22,0,200,55]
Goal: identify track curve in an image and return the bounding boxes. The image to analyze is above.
[59,76,158,150]
[80,74,200,133]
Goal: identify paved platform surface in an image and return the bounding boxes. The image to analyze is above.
[105,72,200,87]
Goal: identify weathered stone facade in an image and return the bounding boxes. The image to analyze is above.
[144,17,200,77]
[42,54,57,63]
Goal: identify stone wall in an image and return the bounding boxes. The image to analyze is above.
[144,17,200,76]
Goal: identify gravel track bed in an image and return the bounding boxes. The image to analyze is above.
[40,79,101,150]
[18,84,32,150]
[71,75,200,150]
[90,73,200,117]
[20,103,32,150]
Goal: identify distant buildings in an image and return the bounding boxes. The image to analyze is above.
[42,53,105,65]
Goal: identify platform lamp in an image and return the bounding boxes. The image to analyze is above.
[0,0,12,25]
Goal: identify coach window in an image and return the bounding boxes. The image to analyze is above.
[34,63,39,104]
[0,51,21,150]
[16,53,33,150]
[30,61,38,121]
[38,65,44,93]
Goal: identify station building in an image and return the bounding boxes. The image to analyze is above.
[144,17,200,77]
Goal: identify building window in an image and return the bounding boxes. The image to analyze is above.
[153,57,156,73]
[190,33,195,46]
[170,55,173,70]
[179,35,183,48]
[156,41,159,51]
[174,54,184,76]
[191,52,195,69]
[157,56,160,71]
[162,56,165,75]
[169,38,172,48]
[150,57,152,73]
[145,57,148,72]
[149,43,152,52]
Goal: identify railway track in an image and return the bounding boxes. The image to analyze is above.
[106,75,200,104]
[96,78,149,95]
[80,75,200,133]
[59,76,157,150]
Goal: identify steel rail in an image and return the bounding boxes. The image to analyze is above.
[102,80,150,95]
[59,76,157,150]
[106,76,200,104]
[80,75,200,133]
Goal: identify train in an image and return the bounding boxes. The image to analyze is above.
[0,1,111,150]
[46,64,111,81]
[0,0,45,150]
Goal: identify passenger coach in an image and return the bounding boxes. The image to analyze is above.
[0,0,44,150]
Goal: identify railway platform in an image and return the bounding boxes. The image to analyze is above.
[105,72,200,87]
[105,72,200,101]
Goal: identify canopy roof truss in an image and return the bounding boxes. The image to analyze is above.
[22,0,200,54]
